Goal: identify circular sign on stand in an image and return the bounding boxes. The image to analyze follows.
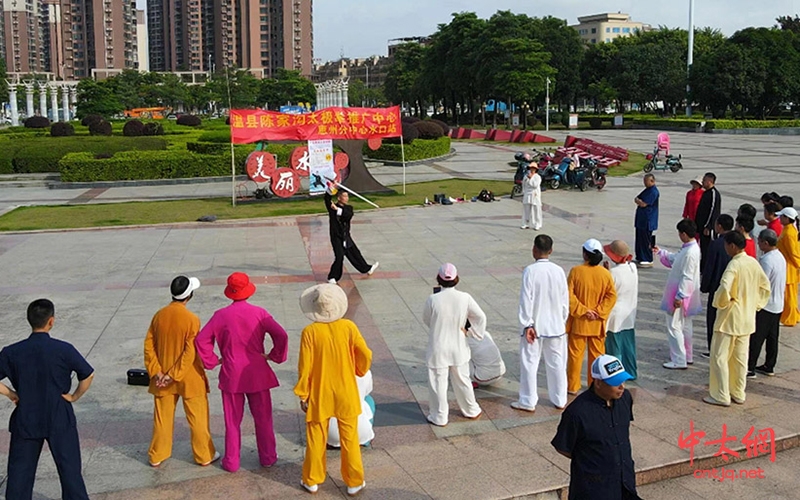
[269,168,300,198]
[245,151,277,183]
[290,146,310,177]
[367,137,383,151]
[334,152,350,172]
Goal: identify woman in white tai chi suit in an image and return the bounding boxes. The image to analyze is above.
[521,163,543,230]
[467,331,506,386]
[422,263,486,426]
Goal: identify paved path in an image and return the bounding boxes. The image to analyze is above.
[0,131,799,499]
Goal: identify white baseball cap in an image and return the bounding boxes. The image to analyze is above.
[582,238,603,254]
[776,207,798,221]
[591,354,633,387]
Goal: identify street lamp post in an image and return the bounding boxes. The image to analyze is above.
[546,77,551,132]
[686,0,695,116]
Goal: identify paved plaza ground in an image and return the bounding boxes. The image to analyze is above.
[0,130,799,499]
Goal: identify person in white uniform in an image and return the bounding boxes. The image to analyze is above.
[521,163,543,230]
[328,370,375,447]
[512,234,570,412]
[422,263,486,426]
[603,240,639,379]
[467,331,506,386]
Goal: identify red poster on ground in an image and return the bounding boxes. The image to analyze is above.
[229,106,402,144]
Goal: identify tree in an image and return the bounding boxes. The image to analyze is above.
[0,58,7,99]
[690,39,763,118]
[776,14,800,34]
[75,79,124,119]
[527,16,584,109]
[384,43,428,115]
[207,69,261,109]
[259,68,316,109]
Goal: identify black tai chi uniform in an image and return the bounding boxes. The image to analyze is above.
[325,188,373,281]
[694,186,722,271]
[0,332,94,500]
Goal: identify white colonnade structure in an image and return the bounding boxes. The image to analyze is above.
[314,78,349,109]
[4,78,79,125]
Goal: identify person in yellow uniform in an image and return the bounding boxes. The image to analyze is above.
[776,207,800,326]
[144,276,218,468]
[704,232,770,406]
[567,239,618,394]
[295,283,372,496]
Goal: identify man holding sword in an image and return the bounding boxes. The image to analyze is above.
[325,180,379,284]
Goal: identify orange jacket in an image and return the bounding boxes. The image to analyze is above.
[144,302,209,398]
[567,263,617,337]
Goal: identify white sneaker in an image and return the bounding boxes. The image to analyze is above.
[520,225,529,229]
[663,361,688,370]
[200,451,220,467]
[368,262,379,275]
[510,401,536,412]
[301,481,319,494]
[347,482,366,496]
[327,278,337,284]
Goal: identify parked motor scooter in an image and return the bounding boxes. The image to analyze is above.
[580,158,608,190]
[512,150,553,197]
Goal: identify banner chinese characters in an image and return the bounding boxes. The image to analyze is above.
[229,106,402,144]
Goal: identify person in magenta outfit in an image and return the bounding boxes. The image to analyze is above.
[195,272,289,472]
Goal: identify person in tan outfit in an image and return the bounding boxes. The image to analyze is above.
[144,276,218,467]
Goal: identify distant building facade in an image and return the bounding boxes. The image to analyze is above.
[570,13,651,44]
[312,55,390,91]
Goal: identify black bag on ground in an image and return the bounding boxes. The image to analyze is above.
[127,369,149,386]
[478,189,495,202]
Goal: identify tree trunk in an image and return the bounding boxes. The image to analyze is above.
[334,140,394,194]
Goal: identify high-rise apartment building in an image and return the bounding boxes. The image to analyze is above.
[136,8,147,72]
[149,0,313,78]
[1,0,47,73]
[1,0,139,79]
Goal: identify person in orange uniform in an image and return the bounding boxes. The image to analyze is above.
[144,276,218,468]
[776,208,800,326]
[295,284,372,497]
[567,239,618,394]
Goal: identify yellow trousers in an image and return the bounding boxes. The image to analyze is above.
[302,416,364,488]
[567,334,605,393]
[149,394,215,465]
[708,332,748,404]
[781,283,799,326]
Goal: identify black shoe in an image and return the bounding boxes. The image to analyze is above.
[746,371,757,379]
[754,365,775,377]
[700,352,710,359]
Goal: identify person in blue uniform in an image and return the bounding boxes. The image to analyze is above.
[633,173,659,267]
[551,354,642,500]
[0,299,95,500]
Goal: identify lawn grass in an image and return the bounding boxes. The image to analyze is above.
[0,179,512,232]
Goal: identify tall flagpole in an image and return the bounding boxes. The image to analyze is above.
[686,0,695,117]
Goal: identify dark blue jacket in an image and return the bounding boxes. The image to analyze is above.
[701,235,731,294]
[635,186,659,231]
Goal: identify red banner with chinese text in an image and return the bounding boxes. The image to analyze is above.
[229,106,402,144]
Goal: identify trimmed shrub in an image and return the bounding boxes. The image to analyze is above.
[59,150,247,182]
[401,116,420,124]
[197,130,231,143]
[123,120,146,137]
[413,120,444,140]
[428,118,450,137]
[631,118,703,129]
[187,142,298,167]
[385,122,419,144]
[89,120,113,136]
[143,122,165,136]
[81,114,104,127]
[176,114,202,127]
[50,122,76,137]
[588,117,603,129]
[3,136,167,173]
[24,116,51,128]
[366,136,451,162]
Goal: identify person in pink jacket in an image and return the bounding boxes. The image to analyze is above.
[195,272,289,472]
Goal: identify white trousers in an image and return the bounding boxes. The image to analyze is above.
[518,334,568,409]
[666,310,694,366]
[427,363,481,426]
[522,203,542,229]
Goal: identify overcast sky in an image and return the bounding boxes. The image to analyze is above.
[135,0,798,62]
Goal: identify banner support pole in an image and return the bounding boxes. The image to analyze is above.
[400,133,407,195]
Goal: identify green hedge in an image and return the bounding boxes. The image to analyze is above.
[187,141,302,167]
[632,118,703,128]
[706,119,800,129]
[366,136,451,162]
[59,150,248,182]
[0,136,168,173]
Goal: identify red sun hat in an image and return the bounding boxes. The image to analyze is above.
[224,272,256,300]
